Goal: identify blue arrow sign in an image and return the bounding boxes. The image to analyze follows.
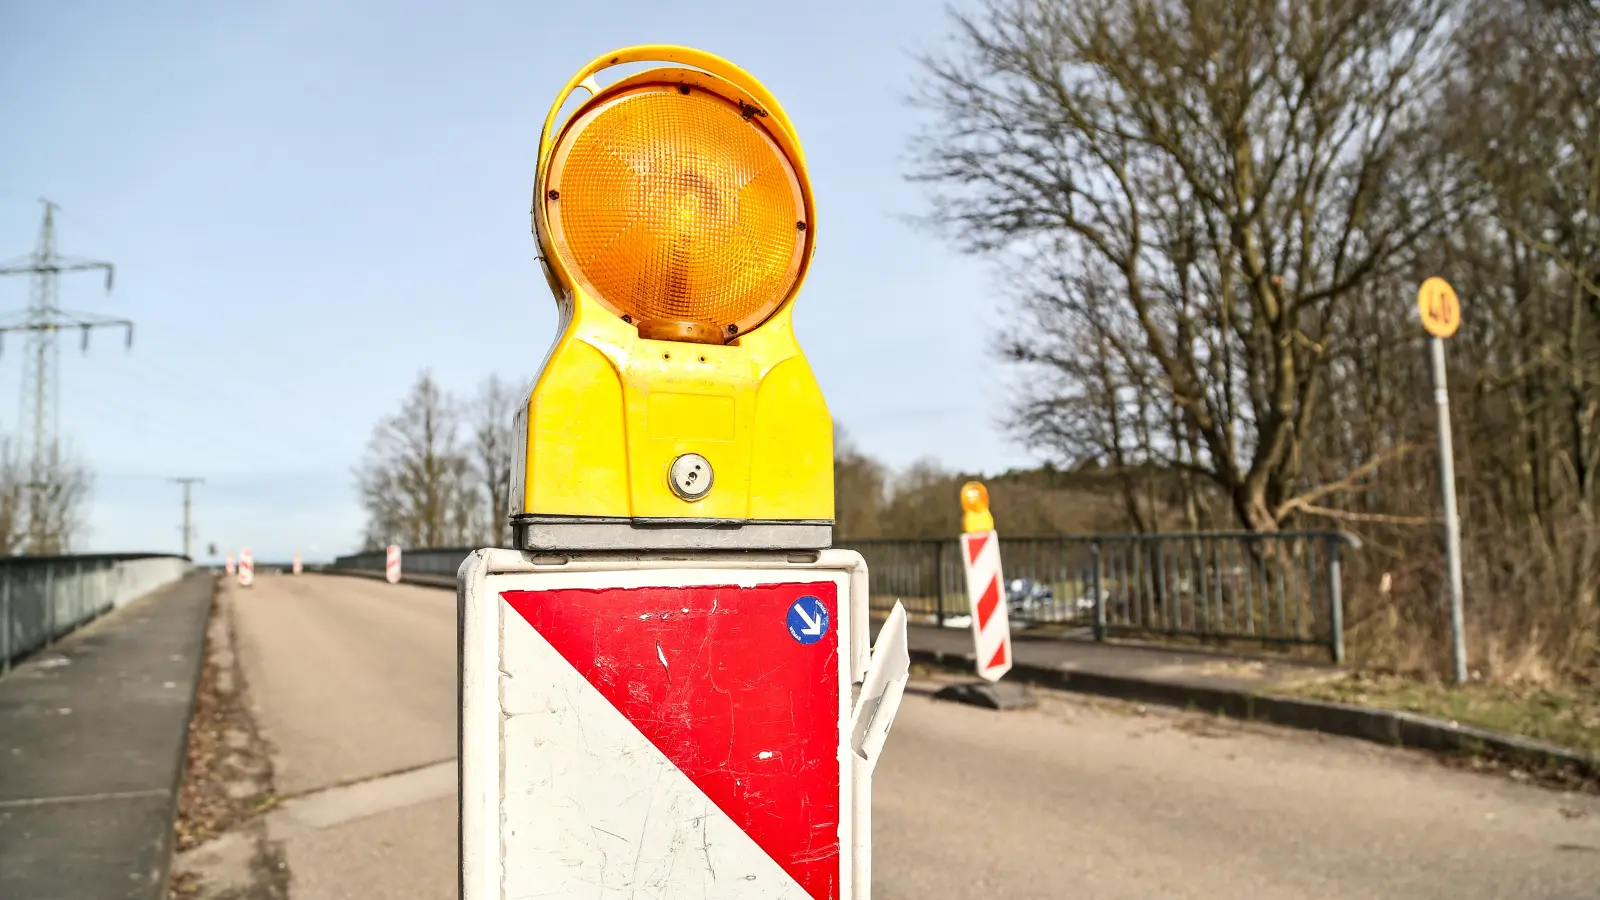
[786,595,830,645]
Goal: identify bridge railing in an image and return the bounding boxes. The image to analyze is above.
[329,530,1356,661]
[843,531,1357,662]
[1,553,193,674]
[333,547,472,578]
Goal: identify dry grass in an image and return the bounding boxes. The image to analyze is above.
[1338,502,1600,686]
[1280,670,1600,757]
[172,597,278,855]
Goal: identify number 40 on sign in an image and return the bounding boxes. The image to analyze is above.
[1418,276,1461,339]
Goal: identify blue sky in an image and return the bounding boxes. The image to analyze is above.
[0,0,1034,561]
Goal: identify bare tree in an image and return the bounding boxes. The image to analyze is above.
[28,448,93,554]
[0,438,29,554]
[834,422,888,539]
[1427,0,1600,668]
[878,459,963,538]
[470,374,523,548]
[1457,0,1600,307]
[0,437,93,555]
[1450,0,1600,508]
[355,371,477,549]
[999,252,1173,531]
[913,0,1459,531]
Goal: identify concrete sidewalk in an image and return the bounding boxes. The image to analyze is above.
[0,571,213,900]
[893,620,1334,694]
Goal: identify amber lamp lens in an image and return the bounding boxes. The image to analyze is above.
[960,481,990,515]
[545,85,806,335]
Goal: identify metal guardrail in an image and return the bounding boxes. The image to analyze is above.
[842,532,1356,661]
[330,531,1356,661]
[333,547,474,578]
[1,553,194,674]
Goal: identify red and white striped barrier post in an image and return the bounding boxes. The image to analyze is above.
[238,548,254,588]
[224,552,235,576]
[385,545,401,584]
[460,553,908,900]
[292,553,303,576]
[959,481,1012,681]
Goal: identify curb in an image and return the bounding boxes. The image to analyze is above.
[157,572,219,900]
[910,646,1600,782]
[316,565,1600,783]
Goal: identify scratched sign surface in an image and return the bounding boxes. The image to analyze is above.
[499,581,844,899]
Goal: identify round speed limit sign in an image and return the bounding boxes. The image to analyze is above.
[1417,277,1461,339]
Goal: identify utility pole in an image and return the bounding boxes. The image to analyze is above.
[0,200,135,552]
[170,477,203,558]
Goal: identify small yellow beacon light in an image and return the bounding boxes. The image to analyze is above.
[960,481,994,534]
[511,45,832,551]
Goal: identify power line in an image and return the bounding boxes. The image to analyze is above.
[170,476,203,558]
[0,199,135,551]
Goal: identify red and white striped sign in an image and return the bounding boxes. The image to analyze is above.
[459,549,908,900]
[224,552,235,576]
[292,553,303,576]
[238,548,254,588]
[385,545,401,584]
[960,530,1012,681]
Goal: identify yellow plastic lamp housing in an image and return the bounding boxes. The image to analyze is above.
[960,481,994,534]
[512,45,832,545]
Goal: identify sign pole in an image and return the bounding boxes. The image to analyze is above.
[1419,277,1467,685]
[1430,336,1468,685]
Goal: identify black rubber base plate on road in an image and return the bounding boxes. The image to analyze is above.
[933,680,1039,711]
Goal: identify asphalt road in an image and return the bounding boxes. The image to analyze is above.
[229,573,457,900]
[215,573,1598,899]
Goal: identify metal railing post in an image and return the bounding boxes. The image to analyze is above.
[1,573,11,675]
[1091,539,1106,642]
[1327,534,1352,664]
[933,540,947,627]
[44,566,55,648]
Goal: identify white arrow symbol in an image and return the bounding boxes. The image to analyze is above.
[795,602,824,636]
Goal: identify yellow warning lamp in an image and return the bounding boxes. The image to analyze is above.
[512,45,831,551]
[960,481,994,534]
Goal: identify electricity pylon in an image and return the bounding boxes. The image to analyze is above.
[0,199,134,551]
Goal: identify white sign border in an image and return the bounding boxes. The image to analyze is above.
[459,548,872,900]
